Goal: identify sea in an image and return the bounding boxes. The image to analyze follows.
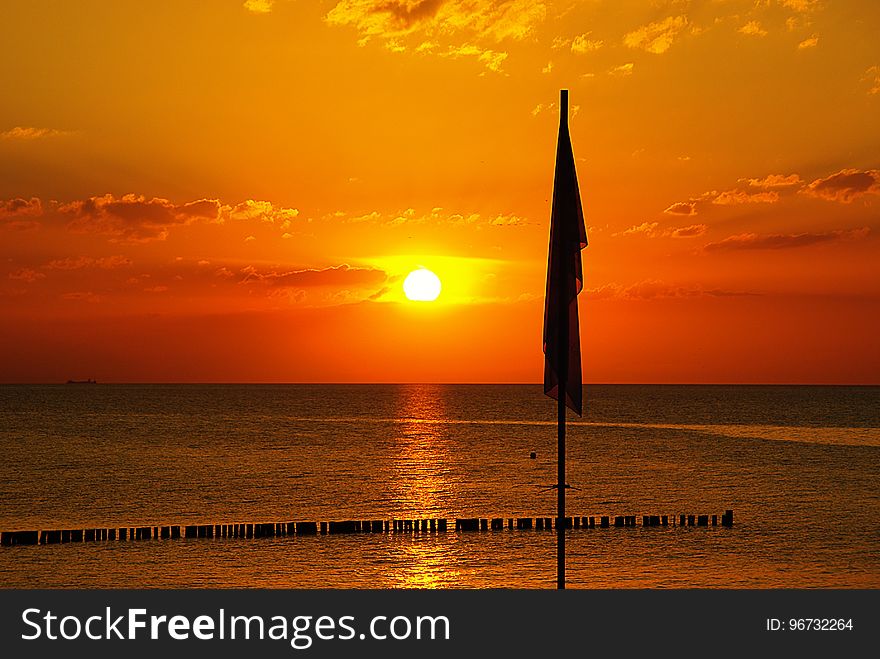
[0,384,878,589]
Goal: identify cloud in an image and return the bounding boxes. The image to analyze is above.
[60,194,224,242]
[385,38,407,53]
[586,280,759,301]
[744,173,803,189]
[243,0,274,13]
[326,0,546,44]
[439,43,508,72]
[802,169,880,203]
[623,16,688,54]
[0,126,69,140]
[614,221,659,237]
[368,286,391,300]
[227,199,299,227]
[614,221,707,238]
[44,255,132,270]
[178,199,226,222]
[797,35,818,49]
[388,208,417,225]
[712,189,779,205]
[490,214,526,226]
[608,62,634,77]
[704,228,869,251]
[739,21,767,37]
[0,197,43,230]
[61,291,101,303]
[350,210,383,223]
[780,0,821,12]
[863,66,880,95]
[241,263,387,288]
[532,102,580,118]
[571,34,602,54]
[664,185,780,217]
[8,268,46,283]
[56,195,297,242]
[663,167,874,224]
[1,197,42,218]
[668,224,707,238]
[664,201,697,216]
[345,207,526,227]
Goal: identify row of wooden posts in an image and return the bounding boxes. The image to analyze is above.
[0,510,733,546]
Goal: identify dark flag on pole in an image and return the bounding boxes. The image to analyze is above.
[543,89,586,590]
[543,89,587,417]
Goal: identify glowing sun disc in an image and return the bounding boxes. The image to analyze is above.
[403,268,441,301]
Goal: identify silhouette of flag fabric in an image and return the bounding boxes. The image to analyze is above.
[543,90,587,416]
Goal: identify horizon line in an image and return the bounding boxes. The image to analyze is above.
[2,381,878,387]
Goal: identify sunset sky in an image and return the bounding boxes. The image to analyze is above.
[1,0,878,384]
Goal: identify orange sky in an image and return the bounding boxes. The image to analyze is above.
[1,0,878,383]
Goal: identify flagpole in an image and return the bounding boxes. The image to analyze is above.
[557,347,566,590]
[556,88,569,591]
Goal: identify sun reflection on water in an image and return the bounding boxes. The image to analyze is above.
[388,384,461,587]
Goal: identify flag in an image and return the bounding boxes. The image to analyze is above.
[542,89,587,416]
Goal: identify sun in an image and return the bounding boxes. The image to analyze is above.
[403,268,442,302]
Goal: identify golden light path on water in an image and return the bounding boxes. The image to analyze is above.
[285,417,880,448]
[388,385,461,588]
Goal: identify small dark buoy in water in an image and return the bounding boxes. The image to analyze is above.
[529,451,537,459]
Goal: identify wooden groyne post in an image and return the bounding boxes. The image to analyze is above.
[0,510,733,546]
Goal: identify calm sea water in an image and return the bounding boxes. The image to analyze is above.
[0,384,878,588]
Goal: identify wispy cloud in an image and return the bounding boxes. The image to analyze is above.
[61,291,101,303]
[668,224,708,238]
[227,199,299,227]
[1,197,42,218]
[326,0,546,44]
[571,33,603,54]
[863,66,880,95]
[743,173,803,189]
[44,255,132,270]
[0,126,69,140]
[439,43,508,72]
[531,102,580,118]
[608,62,634,77]
[586,279,759,300]
[802,169,880,203]
[345,207,527,227]
[712,190,779,205]
[56,194,299,242]
[243,0,274,14]
[664,201,697,216]
[663,167,878,220]
[704,228,869,251]
[614,222,658,237]
[241,263,387,288]
[739,21,768,37]
[614,222,707,238]
[779,0,821,13]
[8,268,46,283]
[60,194,224,242]
[0,197,42,231]
[797,35,819,49]
[624,16,688,54]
